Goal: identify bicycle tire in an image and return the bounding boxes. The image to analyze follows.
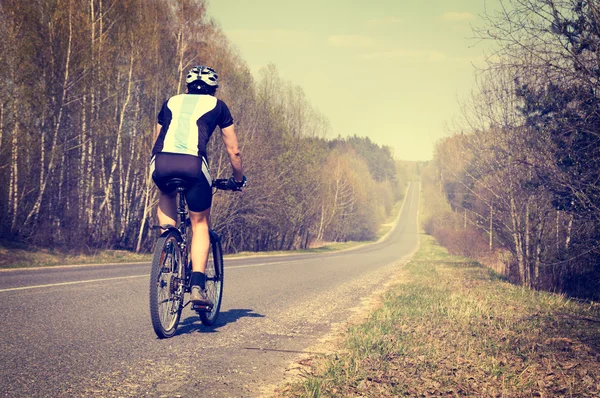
[149,229,185,338]
[199,231,224,325]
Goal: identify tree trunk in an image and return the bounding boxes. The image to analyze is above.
[524,199,531,287]
[510,196,525,284]
[556,210,560,252]
[97,51,134,217]
[79,94,87,220]
[565,214,573,250]
[9,116,19,231]
[121,97,141,240]
[317,204,326,241]
[534,217,545,285]
[176,29,185,95]
[86,139,96,228]
[25,1,73,228]
[489,201,493,250]
[0,102,4,151]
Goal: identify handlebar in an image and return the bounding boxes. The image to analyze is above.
[212,178,244,191]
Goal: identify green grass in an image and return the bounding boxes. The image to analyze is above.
[278,235,600,397]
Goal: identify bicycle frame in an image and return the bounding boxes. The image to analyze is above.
[150,177,240,337]
[172,179,238,296]
[176,185,190,237]
[157,185,192,302]
[176,186,192,293]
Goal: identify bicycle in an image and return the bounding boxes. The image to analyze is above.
[149,178,242,339]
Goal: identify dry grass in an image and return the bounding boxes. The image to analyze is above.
[0,199,405,269]
[278,235,600,397]
[0,240,152,269]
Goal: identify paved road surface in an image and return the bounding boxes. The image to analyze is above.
[0,182,420,397]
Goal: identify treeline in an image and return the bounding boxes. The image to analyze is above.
[424,0,600,299]
[0,0,403,253]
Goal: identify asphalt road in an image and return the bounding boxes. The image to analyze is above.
[0,182,420,397]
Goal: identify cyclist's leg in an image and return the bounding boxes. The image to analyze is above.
[185,165,212,304]
[152,153,179,227]
[185,157,212,274]
[157,191,177,227]
[189,207,210,274]
[188,208,211,305]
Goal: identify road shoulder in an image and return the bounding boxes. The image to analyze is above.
[273,234,600,397]
[262,246,419,397]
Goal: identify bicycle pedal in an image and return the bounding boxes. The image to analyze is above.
[191,303,212,312]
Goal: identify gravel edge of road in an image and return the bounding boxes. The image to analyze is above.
[262,238,421,397]
[260,182,419,396]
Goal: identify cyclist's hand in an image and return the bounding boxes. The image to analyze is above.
[227,175,247,191]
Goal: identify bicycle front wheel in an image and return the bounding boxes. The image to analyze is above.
[150,229,185,338]
[199,231,224,325]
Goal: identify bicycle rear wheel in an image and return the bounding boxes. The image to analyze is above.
[150,229,185,338]
[199,231,224,325]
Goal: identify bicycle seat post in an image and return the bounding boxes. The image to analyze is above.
[177,185,187,226]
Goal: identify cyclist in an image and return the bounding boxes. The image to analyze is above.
[150,66,245,306]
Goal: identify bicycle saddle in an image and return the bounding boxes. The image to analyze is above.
[164,178,188,191]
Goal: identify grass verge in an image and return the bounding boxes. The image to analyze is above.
[0,240,153,269]
[278,234,600,397]
[226,241,363,258]
[0,198,406,269]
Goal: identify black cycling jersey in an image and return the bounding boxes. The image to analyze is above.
[152,94,233,159]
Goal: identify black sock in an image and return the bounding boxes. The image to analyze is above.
[191,272,206,290]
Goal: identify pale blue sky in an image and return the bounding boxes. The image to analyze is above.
[208,0,497,161]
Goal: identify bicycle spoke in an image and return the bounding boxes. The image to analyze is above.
[150,231,184,338]
[199,236,223,325]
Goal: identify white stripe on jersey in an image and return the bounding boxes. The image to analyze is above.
[201,157,212,186]
[162,94,218,156]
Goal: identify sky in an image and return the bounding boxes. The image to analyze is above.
[208,0,498,161]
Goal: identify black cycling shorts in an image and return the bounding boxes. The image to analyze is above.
[151,153,212,212]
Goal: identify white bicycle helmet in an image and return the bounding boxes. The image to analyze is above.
[186,65,219,88]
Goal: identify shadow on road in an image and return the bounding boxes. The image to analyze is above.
[175,308,265,335]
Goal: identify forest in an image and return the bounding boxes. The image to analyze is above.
[423,0,600,300]
[0,0,404,254]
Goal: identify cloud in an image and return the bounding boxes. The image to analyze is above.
[358,49,447,63]
[328,35,376,48]
[366,16,403,26]
[227,29,315,48]
[441,11,475,21]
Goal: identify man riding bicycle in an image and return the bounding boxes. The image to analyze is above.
[150,66,245,307]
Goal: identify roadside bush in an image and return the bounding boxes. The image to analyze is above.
[435,227,490,259]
